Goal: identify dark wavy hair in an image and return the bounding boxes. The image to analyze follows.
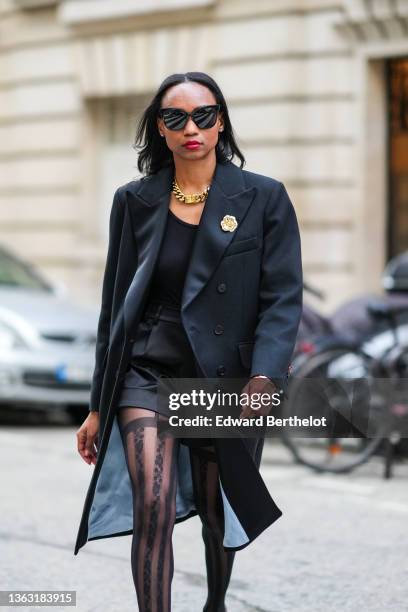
[133,72,246,176]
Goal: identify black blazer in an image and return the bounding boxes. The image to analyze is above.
[74,159,303,556]
[90,159,303,417]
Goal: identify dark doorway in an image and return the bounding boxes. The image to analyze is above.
[387,57,408,259]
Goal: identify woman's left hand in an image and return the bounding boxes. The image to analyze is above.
[239,376,279,419]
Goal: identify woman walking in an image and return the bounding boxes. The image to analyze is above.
[75,71,303,611]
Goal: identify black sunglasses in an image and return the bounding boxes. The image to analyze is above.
[158,104,221,130]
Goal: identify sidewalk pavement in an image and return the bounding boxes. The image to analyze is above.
[1,426,407,612]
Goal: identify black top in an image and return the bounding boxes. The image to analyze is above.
[148,209,199,308]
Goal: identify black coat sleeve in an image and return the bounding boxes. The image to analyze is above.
[89,187,125,412]
[250,181,303,397]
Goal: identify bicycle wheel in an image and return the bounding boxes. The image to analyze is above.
[281,344,388,473]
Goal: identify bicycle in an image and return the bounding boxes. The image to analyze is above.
[281,302,408,478]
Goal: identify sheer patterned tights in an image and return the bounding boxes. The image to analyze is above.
[117,407,235,612]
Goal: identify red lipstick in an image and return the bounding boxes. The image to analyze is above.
[183,140,201,150]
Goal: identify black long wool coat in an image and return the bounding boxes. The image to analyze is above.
[74,159,303,555]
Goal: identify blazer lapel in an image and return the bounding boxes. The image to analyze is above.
[181,162,256,312]
[123,160,256,331]
[123,165,173,332]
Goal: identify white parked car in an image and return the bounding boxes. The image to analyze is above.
[0,246,98,423]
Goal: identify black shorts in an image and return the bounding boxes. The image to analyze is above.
[117,300,213,449]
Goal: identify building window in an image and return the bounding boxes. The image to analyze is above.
[387,58,408,259]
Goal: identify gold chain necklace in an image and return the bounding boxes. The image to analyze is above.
[172,177,211,204]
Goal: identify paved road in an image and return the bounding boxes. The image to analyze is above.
[1,414,407,611]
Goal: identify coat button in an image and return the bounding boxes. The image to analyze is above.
[214,324,224,335]
[217,365,226,376]
[217,282,227,293]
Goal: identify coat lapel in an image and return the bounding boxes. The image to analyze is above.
[123,160,256,332]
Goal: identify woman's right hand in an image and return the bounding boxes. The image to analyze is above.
[76,412,100,465]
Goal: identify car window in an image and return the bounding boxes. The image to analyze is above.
[0,248,52,291]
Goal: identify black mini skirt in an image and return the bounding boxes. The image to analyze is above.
[117,300,213,449]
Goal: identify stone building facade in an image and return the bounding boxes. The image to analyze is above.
[0,0,407,311]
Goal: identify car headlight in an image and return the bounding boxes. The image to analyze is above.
[0,321,27,350]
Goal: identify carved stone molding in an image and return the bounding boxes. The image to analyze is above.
[334,0,408,41]
[58,0,215,97]
[59,0,215,27]
[72,26,213,98]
